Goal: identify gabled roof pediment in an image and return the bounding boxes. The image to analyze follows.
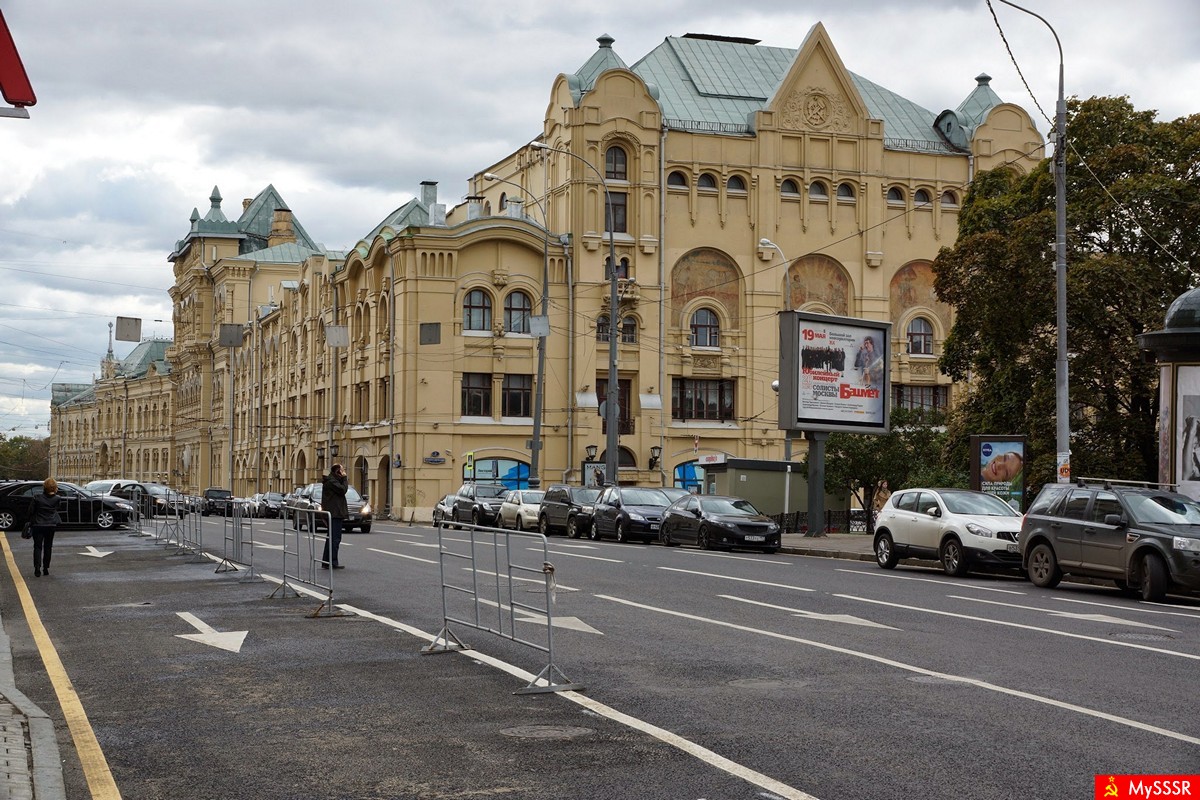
[763,23,869,135]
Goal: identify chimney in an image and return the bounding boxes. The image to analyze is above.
[420,180,438,208]
[269,207,296,247]
[466,195,483,220]
[243,198,253,212]
[430,204,447,226]
[507,198,525,219]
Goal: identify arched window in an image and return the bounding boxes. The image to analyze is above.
[907,317,934,355]
[886,186,905,204]
[463,289,492,332]
[605,256,629,280]
[914,188,932,205]
[697,173,717,190]
[504,290,532,334]
[499,192,508,211]
[483,200,492,216]
[620,317,638,344]
[837,182,856,200]
[940,190,959,206]
[690,308,720,348]
[668,171,688,188]
[596,314,611,343]
[809,181,829,199]
[727,175,746,193]
[781,179,801,196]
[605,145,627,181]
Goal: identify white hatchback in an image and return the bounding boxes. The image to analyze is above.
[873,488,1023,576]
[498,489,545,531]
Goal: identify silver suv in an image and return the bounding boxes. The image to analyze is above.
[873,488,1023,576]
[1020,479,1200,602]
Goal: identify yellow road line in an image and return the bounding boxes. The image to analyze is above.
[1,532,122,799]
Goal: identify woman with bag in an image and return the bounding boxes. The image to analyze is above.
[26,477,61,577]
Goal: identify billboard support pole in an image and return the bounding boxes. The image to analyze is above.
[805,432,827,537]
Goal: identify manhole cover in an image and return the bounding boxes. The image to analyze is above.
[1110,632,1174,642]
[727,678,810,690]
[908,676,960,685]
[499,725,594,740]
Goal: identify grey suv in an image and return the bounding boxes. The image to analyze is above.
[538,485,601,538]
[1020,479,1200,602]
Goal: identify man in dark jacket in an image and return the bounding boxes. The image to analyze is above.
[27,477,62,577]
[319,464,349,569]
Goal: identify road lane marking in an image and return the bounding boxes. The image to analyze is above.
[541,549,624,564]
[366,547,438,565]
[1055,596,1200,620]
[79,545,113,558]
[680,551,789,565]
[658,567,814,593]
[722,595,899,630]
[835,594,1200,661]
[948,595,1177,631]
[835,567,1027,594]
[392,539,440,548]
[0,532,122,798]
[175,612,249,653]
[468,568,579,592]
[596,593,1200,746]
[472,598,603,635]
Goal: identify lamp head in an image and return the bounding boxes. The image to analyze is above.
[530,141,550,151]
[483,173,498,181]
[759,238,773,247]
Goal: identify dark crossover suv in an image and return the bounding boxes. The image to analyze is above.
[591,486,672,544]
[538,485,601,538]
[202,487,234,516]
[450,483,508,527]
[1020,479,1200,602]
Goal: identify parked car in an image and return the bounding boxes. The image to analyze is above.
[0,481,133,531]
[432,493,456,526]
[85,479,157,518]
[450,483,508,527]
[498,489,545,531]
[659,487,692,503]
[143,483,190,517]
[873,488,1023,576]
[591,486,672,544]
[247,492,285,518]
[537,485,601,538]
[660,494,781,553]
[1020,480,1200,602]
[290,482,373,533]
[202,487,234,516]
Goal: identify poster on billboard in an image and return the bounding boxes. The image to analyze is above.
[970,435,1027,511]
[1173,365,1200,500]
[777,311,891,434]
[581,462,607,489]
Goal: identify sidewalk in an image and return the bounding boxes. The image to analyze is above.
[779,531,877,561]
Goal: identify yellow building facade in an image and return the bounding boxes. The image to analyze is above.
[50,26,1041,519]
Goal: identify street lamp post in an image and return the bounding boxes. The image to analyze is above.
[998,0,1070,481]
[760,238,793,461]
[483,170,551,489]
[530,141,620,486]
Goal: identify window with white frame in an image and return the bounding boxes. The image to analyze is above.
[690,308,720,348]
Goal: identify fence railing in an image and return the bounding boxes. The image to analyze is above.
[772,509,874,534]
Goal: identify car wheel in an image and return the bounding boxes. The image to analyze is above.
[660,526,674,547]
[514,516,524,532]
[1027,543,1062,588]
[0,511,13,530]
[566,517,580,539]
[940,536,969,577]
[472,509,483,527]
[96,511,116,530]
[698,525,712,551]
[1140,553,1168,602]
[615,520,629,543]
[874,532,898,569]
[588,521,602,541]
[360,524,371,534]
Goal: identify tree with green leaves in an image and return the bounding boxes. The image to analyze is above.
[0,434,49,480]
[934,96,1200,493]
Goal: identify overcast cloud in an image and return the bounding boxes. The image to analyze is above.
[1,0,1197,437]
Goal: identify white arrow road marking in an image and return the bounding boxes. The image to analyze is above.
[252,542,285,551]
[476,598,603,634]
[948,595,1178,631]
[722,594,899,630]
[467,567,579,592]
[78,546,113,558]
[174,612,248,653]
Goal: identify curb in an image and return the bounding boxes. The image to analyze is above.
[0,613,67,800]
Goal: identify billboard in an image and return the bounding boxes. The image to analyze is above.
[778,311,891,434]
[970,435,1026,511]
[1173,365,1200,500]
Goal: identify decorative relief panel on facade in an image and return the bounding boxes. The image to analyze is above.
[781,86,851,132]
[909,363,934,376]
[670,248,741,328]
[790,255,850,315]
[692,355,721,372]
[888,262,952,332]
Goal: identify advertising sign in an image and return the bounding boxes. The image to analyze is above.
[581,462,607,488]
[778,311,891,435]
[1174,365,1200,500]
[970,435,1026,511]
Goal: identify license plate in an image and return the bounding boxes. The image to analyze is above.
[650,523,660,530]
[745,535,765,542]
[1007,543,1019,553]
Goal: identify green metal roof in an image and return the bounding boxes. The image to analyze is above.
[170,184,318,261]
[114,339,172,379]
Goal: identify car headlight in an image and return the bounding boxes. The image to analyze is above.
[627,511,646,522]
[361,503,372,515]
[581,505,594,514]
[964,522,995,538]
[114,502,133,511]
[1173,535,1200,553]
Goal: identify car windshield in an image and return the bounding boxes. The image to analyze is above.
[264,493,284,502]
[938,490,1019,517]
[475,485,507,499]
[699,497,762,516]
[572,488,601,503]
[1125,492,1200,525]
[622,488,670,506]
[519,491,544,504]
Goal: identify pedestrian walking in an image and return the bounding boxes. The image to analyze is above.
[319,463,349,569]
[27,477,61,577]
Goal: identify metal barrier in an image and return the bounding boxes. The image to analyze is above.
[423,521,583,695]
[216,501,262,579]
[269,504,344,617]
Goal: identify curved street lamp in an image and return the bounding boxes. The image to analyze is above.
[530,141,620,486]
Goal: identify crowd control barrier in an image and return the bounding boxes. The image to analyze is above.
[423,521,583,695]
[270,504,344,617]
[216,501,263,578]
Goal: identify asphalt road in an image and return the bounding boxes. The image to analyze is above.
[3,515,1199,800]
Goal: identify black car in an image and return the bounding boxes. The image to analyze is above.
[202,487,234,516]
[537,484,601,538]
[660,494,781,553]
[290,483,373,533]
[1021,479,1200,602]
[0,481,133,531]
[591,486,672,544]
[450,483,508,527]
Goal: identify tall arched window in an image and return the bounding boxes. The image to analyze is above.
[907,317,934,355]
[620,317,638,344]
[463,289,492,332]
[690,308,720,348]
[596,314,611,342]
[504,291,532,333]
[605,145,627,181]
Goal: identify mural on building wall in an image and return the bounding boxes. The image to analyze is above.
[670,248,741,328]
[790,255,849,315]
[889,261,951,331]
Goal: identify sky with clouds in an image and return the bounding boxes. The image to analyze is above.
[1,0,1197,439]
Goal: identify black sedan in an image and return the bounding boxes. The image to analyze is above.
[660,494,781,553]
[0,481,134,531]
